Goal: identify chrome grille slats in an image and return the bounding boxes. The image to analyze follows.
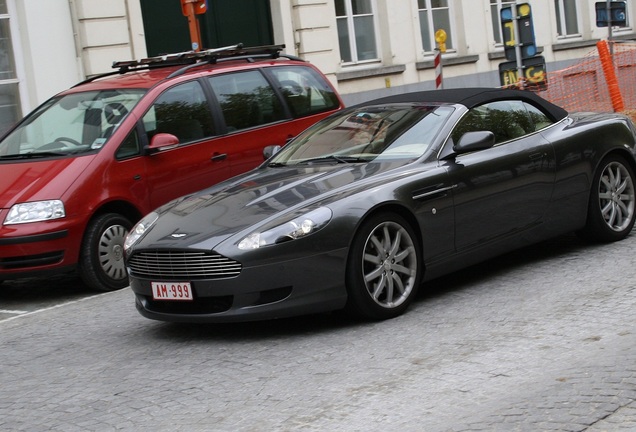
[128,250,241,279]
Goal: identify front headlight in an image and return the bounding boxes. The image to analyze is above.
[4,200,65,225]
[238,207,332,250]
[124,211,159,252]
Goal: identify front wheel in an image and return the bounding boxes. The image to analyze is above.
[578,154,636,242]
[78,213,132,292]
[345,212,422,320]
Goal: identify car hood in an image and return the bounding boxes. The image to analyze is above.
[0,156,95,208]
[139,160,411,250]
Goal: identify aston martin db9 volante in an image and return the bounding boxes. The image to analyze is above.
[124,87,636,323]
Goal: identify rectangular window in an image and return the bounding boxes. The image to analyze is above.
[268,66,341,118]
[490,0,516,45]
[0,2,20,135]
[145,81,215,143]
[418,0,454,53]
[208,71,285,132]
[335,0,379,64]
[555,0,580,37]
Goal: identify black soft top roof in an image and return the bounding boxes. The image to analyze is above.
[362,87,568,122]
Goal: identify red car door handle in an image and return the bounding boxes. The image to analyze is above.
[211,153,227,161]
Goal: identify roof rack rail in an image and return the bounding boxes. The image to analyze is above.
[111,43,294,72]
[73,44,298,87]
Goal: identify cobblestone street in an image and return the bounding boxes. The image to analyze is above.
[1,232,636,431]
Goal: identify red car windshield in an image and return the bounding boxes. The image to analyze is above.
[0,89,145,158]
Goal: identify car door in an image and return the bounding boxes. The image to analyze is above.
[446,100,556,252]
[141,80,231,209]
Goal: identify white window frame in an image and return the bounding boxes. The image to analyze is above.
[335,0,381,66]
[555,0,581,39]
[0,0,25,133]
[417,0,456,55]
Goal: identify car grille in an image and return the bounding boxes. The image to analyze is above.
[127,250,242,279]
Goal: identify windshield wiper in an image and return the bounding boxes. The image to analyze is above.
[298,155,364,165]
[0,151,68,160]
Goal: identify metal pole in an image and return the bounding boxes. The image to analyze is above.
[607,0,613,51]
[511,3,525,89]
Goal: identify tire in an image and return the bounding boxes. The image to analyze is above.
[345,212,422,320]
[578,154,636,242]
[78,213,132,292]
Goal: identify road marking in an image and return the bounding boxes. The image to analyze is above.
[0,309,28,314]
[0,290,125,324]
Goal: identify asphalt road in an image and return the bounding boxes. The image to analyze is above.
[1,232,636,431]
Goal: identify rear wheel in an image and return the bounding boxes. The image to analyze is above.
[78,213,132,292]
[578,154,636,242]
[346,212,422,320]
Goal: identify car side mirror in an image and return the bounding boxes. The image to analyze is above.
[439,131,495,160]
[147,133,180,154]
[263,145,281,160]
[454,131,495,154]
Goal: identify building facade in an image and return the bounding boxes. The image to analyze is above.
[1,0,634,135]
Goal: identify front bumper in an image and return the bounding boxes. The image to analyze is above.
[0,219,83,279]
[129,247,349,323]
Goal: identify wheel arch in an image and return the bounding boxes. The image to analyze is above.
[585,147,636,202]
[87,200,144,228]
[595,147,636,174]
[348,202,424,267]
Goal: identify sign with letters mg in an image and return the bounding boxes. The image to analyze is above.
[499,56,547,88]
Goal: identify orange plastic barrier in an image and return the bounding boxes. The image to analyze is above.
[525,41,636,118]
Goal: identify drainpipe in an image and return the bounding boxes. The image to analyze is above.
[67,0,86,79]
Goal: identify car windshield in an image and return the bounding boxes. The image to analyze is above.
[269,104,454,166]
[0,89,146,158]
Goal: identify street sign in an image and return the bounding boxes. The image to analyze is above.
[595,1,627,27]
[499,56,547,88]
[500,3,537,61]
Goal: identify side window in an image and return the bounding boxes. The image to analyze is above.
[208,71,285,132]
[268,66,341,118]
[115,128,141,159]
[452,100,533,145]
[143,81,215,144]
[523,102,554,131]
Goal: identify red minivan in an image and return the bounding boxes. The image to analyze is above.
[0,45,343,291]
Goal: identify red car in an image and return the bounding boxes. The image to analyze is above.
[0,44,343,291]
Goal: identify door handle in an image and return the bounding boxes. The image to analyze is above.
[211,153,227,162]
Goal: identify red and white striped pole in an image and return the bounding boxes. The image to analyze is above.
[434,50,443,89]
[434,29,447,90]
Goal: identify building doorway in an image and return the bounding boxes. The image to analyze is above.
[140,0,274,56]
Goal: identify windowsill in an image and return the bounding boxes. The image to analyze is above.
[552,39,599,51]
[613,31,636,41]
[336,64,407,82]
[416,54,479,70]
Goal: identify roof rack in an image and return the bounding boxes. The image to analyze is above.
[112,43,298,72]
[74,43,300,87]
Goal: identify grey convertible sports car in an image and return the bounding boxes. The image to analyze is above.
[124,87,636,323]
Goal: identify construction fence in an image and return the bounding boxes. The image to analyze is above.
[526,40,636,121]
